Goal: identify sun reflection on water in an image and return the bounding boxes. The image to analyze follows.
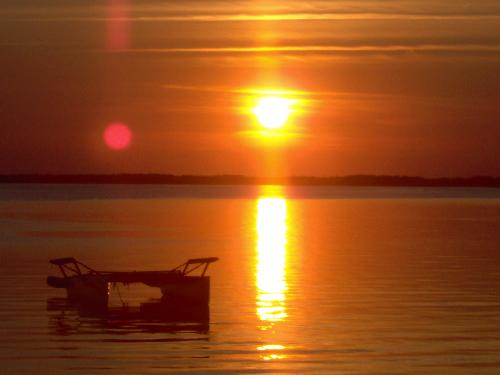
[256,189,288,325]
[257,344,286,361]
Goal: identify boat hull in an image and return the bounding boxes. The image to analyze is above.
[65,275,109,307]
[161,276,210,305]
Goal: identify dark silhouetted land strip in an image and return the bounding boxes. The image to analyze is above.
[0,174,499,187]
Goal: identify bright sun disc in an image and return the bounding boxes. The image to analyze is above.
[253,97,293,129]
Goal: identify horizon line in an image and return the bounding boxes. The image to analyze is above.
[0,174,499,188]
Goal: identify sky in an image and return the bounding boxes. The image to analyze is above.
[1,0,499,177]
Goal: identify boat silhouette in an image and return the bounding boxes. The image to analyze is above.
[47,257,218,320]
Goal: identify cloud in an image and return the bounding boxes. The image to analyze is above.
[7,13,500,23]
[3,0,500,22]
[113,44,500,57]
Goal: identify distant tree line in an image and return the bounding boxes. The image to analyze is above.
[0,174,499,187]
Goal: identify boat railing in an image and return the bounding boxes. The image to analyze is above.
[49,257,219,279]
[173,257,219,277]
[49,257,100,278]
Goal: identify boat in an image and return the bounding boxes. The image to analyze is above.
[46,257,219,310]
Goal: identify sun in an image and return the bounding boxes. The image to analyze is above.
[253,96,294,129]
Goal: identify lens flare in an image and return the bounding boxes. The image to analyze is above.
[103,122,132,150]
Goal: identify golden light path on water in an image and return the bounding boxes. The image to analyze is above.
[255,187,288,360]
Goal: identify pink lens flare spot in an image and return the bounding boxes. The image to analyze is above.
[104,123,132,150]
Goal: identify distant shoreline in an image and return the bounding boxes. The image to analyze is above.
[0,174,499,187]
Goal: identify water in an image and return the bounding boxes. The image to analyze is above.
[0,185,499,374]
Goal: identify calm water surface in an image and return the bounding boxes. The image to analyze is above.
[0,185,499,374]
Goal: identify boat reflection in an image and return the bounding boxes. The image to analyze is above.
[46,297,209,339]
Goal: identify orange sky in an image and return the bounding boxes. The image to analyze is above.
[1,0,499,176]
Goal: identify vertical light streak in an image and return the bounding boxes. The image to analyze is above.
[107,0,130,51]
